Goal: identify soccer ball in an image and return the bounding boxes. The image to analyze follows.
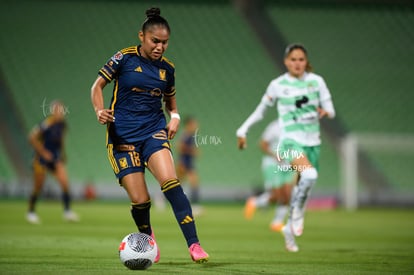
[118,232,158,270]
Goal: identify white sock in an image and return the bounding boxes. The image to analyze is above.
[254,192,270,208]
[273,205,289,224]
[289,168,318,218]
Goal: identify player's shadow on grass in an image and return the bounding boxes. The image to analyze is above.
[155,261,258,274]
[158,261,228,267]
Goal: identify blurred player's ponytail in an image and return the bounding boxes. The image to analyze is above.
[142,7,171,34]
[284,43,313,72]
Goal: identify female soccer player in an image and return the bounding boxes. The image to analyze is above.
[26,100,79,224]
[244,119,296,232]
[90,7,208,263]
[236,44,335,252]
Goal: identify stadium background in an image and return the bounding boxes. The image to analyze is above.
[0,0,413,206]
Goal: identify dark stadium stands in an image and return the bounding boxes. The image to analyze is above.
[0,0,412,200]
[0,1,277,190]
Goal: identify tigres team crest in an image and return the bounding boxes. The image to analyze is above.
[159,69,166,81]
[119,157,128,169]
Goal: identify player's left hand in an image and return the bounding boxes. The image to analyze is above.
[167,118,180,139]
[317,107,329,119]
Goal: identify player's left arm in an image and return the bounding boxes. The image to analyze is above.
[259,139,275,158]
[318,77,336,119]
[60,124,67,163]
[318,100,335,119]
[164,95,180,140]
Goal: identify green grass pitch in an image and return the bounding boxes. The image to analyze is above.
[1,200,413,274]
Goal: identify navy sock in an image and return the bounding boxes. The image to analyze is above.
[131,201,152,235]
[28,194,38,212]
[162,179,199,247]
[62,192,70,211]
[190,187,200,204]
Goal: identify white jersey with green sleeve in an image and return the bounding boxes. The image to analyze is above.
[263,72,334,147]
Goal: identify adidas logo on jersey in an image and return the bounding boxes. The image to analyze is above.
[135,66,142,72]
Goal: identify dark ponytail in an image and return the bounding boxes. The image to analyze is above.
[141,7,170,33]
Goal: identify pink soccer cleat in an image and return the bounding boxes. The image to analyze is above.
[151,232,160,263]
[189,243,209,263]
[270,221,284,232]
[244,197,257,220]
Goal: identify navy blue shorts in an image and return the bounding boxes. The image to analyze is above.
[179,155,195,171]
[107,129,171,180]
[33,153,60,172]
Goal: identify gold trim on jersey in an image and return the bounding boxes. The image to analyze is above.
[161,56,175,68]
[106,80,119,145]
[99,68,112,82]
[110,79,118,113]
[164,86,176,97]
[121,46,138,55]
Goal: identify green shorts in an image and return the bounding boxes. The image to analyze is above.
[262,164,295,190]
[278,138,320,171]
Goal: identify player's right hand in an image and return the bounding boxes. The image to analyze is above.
[42,150,54,162]
[237,137,247,150]
[96,109,115,124]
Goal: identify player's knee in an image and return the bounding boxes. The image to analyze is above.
[300,167,318,181]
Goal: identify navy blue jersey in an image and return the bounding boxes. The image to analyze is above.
[180,133,195,157]
[179,133,196,170]
[37,117,66,161]
[98,45,176,144]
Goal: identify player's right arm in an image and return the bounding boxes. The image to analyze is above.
[236,81,278,150]
[236,97,271,150]
[92,50,125,125]
[91,76,115,124]
[28,125,53,162]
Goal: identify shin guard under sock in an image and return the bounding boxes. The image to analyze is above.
[28,194,38,213]
[131,201,152,235]
[62,192,71,211]
[161,179,199,246]
[190,186,200,204]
